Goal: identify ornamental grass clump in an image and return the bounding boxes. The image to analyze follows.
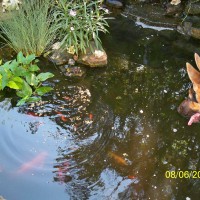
[0,0,57,56]
[53,0,109,55]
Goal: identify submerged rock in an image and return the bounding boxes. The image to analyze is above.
[106,0,123,9]
[185,2,200,15]
[166,3,183,16]
[59,65,86,77]
[177,21,200,40]
[77,42,107,67]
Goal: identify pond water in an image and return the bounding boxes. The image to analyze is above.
[1,14,200,200]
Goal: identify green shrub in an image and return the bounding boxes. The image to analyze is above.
[53,0,109,55]
[0,52,54,106]
[0,0,57,56]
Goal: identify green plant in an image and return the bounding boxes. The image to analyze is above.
[53,0,109,55]
[0,52,54,106]
[0,0,57,56]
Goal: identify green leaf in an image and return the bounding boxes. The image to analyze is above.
[7,81,21,89]
[16,80,32,97]
[37,72,54,82]
[35,86,53,96]
[12,76,23,83]
[14,66,27,76]
[16,96,29,106]
[29,64,40,72]
[2,73,9,89]
[9,60,18,72]
[17,52,25,64]
[24,54,36,64]
[26,96,41,103]
[25,73,39,86]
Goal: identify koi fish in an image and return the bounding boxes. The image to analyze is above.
[61,115,68,122]
[17,152,48,173]
[128,175,136,179]
[63,96,70,100]
[89,113,93,120]
[108,151,128,166]
[27,111,38,117]
[55,111,68,122]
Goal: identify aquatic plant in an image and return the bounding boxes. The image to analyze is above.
[0,0,57,56]
[0,52,54,106]
[53,0,109,55]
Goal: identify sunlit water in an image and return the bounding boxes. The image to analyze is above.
[1,15,200,200]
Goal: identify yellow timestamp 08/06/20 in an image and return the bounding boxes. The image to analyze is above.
[165,171,200,179]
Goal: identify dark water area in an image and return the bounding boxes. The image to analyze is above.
[1,14,200,200]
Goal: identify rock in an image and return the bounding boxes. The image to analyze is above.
[191,27,200,39]
[185,2,200,15]
[165,3,183,16]
[59,65,86,77]
[68,58,75,66]
[45,42,73,65]
[2,0,21,12]
[106,0,123,9]
[77,42,107,67]
[170,0,181,6]
[177,21,200,40]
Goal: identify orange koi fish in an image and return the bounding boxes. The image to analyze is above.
[55,111,68,122]
[108,151,128,166]
[89,113,93,120]
[17,152,48,173]
[63,96,70,100]
[128,175,136,179]
[61,115,68,122]
[27,111,38,117]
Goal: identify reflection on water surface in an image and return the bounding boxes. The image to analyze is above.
[1,15,200,200]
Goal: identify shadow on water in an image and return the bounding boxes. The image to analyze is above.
[1,14,200,200]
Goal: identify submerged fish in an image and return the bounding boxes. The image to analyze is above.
[17,152,48,173]
[89,113,93,120]
[108,151,128,166]
[55,111,68,122]
[27,111,38,117]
